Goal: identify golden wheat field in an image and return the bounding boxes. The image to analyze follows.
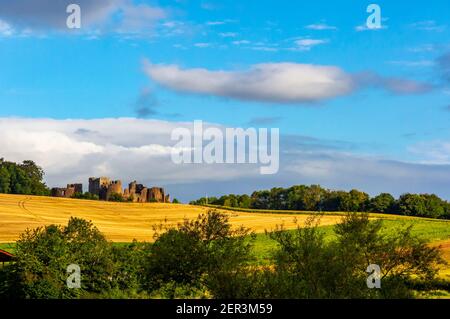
[0,193,343,243]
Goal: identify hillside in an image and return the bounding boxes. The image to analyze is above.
[1,193,450,281]
[0,193,343,242]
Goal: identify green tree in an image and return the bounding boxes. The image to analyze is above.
[369,193,396,213]
[192,185,450,220]
[238,194,251,208]
[398,194,424,216]
[422,194,446,219]
[10,218,116,299]
[0,159,49,195]
[19,160,48,195]
[108,193,127,202]
[145,211,255,294]
[0,166,11,193]
[110,242,149,294]
[72,192,100,200]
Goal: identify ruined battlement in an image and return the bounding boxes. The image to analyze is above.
[148,187,165,203]
[49,177,170,203]
[52,177,169,203]
[88,177,110,197]
[67,184,83,194]
[51,183,83,198]
[106,180,123,200]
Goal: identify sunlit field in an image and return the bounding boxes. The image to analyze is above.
[1,193,450,290]
[0,193,343,243]
[1,194,449,273]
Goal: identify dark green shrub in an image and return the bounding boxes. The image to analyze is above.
[11,218,116,298]
[207,214,445,299]
[145,210,255,294]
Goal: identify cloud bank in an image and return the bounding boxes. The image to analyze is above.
[0,0,166,35]
[1,117,450,202]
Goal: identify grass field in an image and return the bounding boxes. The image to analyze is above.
[251,219,450,280]
[0,193,342,243]
[1,193,449,280]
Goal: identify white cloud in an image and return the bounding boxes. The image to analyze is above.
[232,40,250,45]
[115,3,166,34]
[408,44,436,53]
[173,43,187,50]
[201,3,220,11]
[410,20,446,32]
[2,118,450,201]
[409,141,450,164]
[305,23,337,31]
[0,118,262,191]
[206,19,237,26]
[354,72,432,95]
[144,61,432,103]
[294,38,328,51]
[250,46,279,52]
[0,19,14,36]
[194,42,213,48]
[388,60,435,68]
[144,61,355,103]
[219,32,238,38]
[206,21,225,26]
[355,23,388,32]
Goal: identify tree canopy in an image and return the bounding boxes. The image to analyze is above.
[191,185,450,219]
[0,158,49,196]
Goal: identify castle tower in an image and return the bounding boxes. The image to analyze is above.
[106,180,123,200]
[148,187,165,203]
[88,177,112,200]
[67,183,83,194]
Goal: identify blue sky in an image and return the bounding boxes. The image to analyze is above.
[0,0,449,201]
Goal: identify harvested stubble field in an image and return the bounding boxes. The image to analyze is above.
[0,193,342,243]
[1,193,450,281]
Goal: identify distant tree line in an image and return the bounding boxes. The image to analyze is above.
[190,185,450,219]
[0,159,49,196]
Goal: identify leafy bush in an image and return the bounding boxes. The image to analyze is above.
[110,241,149,291]
[2,212,446,299]
[72,192,100,200]
[145,210,255,294]
[108,193,129,202]
[8,218,116,298]
[207,214,445,299]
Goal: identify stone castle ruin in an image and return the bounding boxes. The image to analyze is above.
[51,184,83,198]
[51,177,169,203]
[122,182,170,203]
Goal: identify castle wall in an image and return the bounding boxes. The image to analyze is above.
[51,182,83,198]
[51,188,67,197]
[106,180,123,200]
[64,186,76,198]
[89,177,110,196]
[148,187,165,202]
[56,177,170,203]
[136,187,148,203]
[67,183,83,194]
